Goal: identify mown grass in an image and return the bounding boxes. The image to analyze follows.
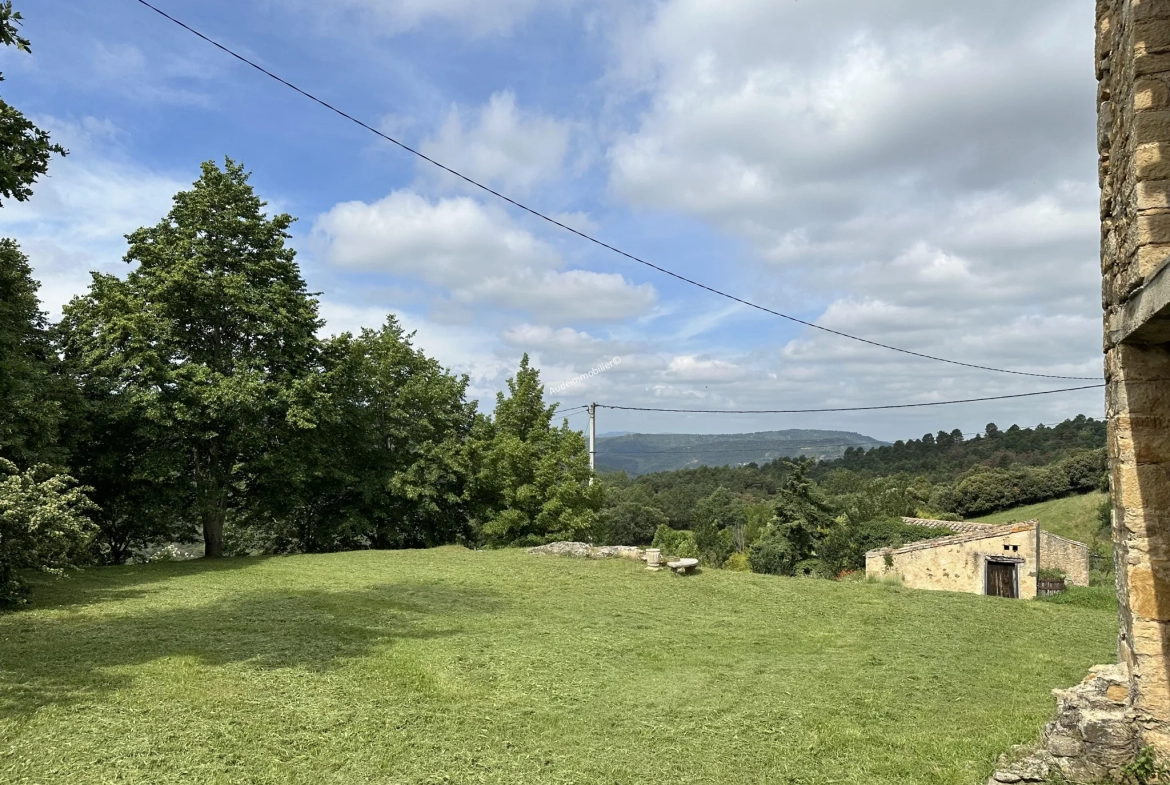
[1036,584,1118,612]
[975,490,1107,546]
[0,548,1116,785]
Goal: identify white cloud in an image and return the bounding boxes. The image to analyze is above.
[314,190,656,323]
[467,269,655,322]
[0,117,185,316]
[666,355,749,384]
[503,323,639,368]
[580,0,1104,437]
[316,191,559,283]
[421,92,571,194]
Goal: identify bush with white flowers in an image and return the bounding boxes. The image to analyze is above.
[0,459,96,606]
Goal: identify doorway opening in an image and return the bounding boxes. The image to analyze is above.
[985,559,1020,599]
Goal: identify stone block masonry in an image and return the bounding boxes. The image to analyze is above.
[1100,0,1170,761]
[988,665,1136,784]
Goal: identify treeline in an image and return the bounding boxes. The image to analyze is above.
[818,417,1105,482]
[599,463,957,578]
[928,451,1105,518]
[0,17,602,605]
[591,419,1107,579]
[2,164,601,605]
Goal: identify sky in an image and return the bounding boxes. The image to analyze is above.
[3,0,1104,443]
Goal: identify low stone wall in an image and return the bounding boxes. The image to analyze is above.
[988,664,1137,784]
[527,542,646,560]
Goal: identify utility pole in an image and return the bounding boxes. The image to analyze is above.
[588,402,596,485]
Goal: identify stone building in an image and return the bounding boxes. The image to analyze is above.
[864,518,1090,599]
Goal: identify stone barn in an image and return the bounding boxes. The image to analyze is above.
[864,518,1091,599]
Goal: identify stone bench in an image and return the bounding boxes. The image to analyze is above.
[666,558,699,575]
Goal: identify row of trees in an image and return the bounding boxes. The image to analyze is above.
[0,5,600,602]
[0,3,98,604]
[3,163,600,599]
[824,416,1106,481]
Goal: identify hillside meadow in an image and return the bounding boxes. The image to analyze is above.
[1,548,1115,785]
[976,490,1108,547]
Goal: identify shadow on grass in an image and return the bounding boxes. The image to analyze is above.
[0,580,503,720]
[18,556,270,611]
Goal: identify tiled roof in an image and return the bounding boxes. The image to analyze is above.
[868,523,1029,557]
[902,517,992,535]
[901,516,1038,535]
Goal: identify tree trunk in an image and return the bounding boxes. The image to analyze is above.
[203,507,225,558]
[199,442,227,558]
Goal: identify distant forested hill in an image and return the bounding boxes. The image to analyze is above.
[595,429,887,476]
[597,415,1110,538]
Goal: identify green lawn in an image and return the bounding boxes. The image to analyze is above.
[0,548,1116,785]
[975,490,1108,546]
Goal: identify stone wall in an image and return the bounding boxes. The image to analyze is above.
[1040,530,1092,587]
[988,664,1136,784]
[866,524,1039,599]
[526,542,646,560]
[1099,0,1170,756]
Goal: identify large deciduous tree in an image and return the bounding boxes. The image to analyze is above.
[61,160,322,558]
[243,318,479,553]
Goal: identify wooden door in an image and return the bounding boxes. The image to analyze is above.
[986,561,1018,598]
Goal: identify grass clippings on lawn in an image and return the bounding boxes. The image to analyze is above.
[0,547,1116,785]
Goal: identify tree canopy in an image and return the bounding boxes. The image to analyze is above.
[60,160,322,557]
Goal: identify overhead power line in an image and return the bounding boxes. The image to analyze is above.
[595,384,1103,414]
[132,0,1100,383]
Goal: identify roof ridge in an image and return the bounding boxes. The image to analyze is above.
[870,523,1023,557]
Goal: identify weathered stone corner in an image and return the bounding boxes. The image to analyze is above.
[988,665,1136,784]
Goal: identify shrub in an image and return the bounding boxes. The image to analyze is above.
[1090,568,1114,587]
[0,460,97,606]
[1097,495,1113,539]
[594,502,668,546]
[819,517,954,576]
[723,551,751,572]
[1036,585,1117,612]
[914,509,962,522]
[748,532,798,575]
[650,524,699,560]
[693,519,734,567]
